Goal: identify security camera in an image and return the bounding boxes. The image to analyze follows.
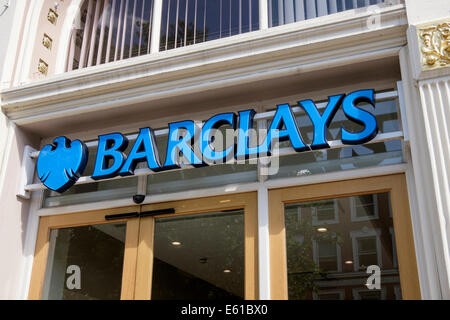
[132,194,145,204]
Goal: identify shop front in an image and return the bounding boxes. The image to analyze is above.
[25,84,420,300]
[1,0,449,301]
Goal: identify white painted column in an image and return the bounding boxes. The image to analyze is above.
[257,184,271,299]
[150,0,163,53]
[396,0,450,300]
[259,0,269,30]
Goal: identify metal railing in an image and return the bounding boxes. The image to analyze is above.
[66,0,386,71]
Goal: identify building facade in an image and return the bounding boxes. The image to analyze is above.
[0,0,449,300]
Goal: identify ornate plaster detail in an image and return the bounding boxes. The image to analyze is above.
[42,34,52,50]
[38,59,48,76]
[47,8,58,25]
[419,21,450,69]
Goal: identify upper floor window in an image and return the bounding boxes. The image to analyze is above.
[68,0,156,71]
[160,0,260,51]
[269,0,385,27]
[67,0,386,71]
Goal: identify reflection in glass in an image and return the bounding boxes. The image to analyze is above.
[285,192,401,300]
[151,210,244,299]
[42,223,127,300]
[269,0,384,27]
[68,0,155,71]
[160,0,259,51]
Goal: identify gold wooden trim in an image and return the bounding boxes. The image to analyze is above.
[134,217,155,300]
[120,217,140,300]
[28,206,139,300]
[28,217,51,300]
[135,192,258,300]
[268,174,421,300]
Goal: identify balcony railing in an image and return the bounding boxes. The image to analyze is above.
[66,0,385,71]
[269,0,384,27]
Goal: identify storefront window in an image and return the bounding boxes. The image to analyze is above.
[160,0,259,51]
[42,222,127,300]
[284,192,401,300]
[151,210,245,299]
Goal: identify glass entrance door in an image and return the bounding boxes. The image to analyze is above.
[134,192,258,300]
[268,174,421,300]
[29,192,258,300]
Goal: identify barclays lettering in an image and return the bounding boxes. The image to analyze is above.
[37,89,378,193]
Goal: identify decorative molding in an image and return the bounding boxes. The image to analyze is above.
[47,8,58,25]
[42,33,52,50]
[418,20,450,69]
[37,59,48,76]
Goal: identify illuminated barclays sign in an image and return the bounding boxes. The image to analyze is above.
[37,89,379,193]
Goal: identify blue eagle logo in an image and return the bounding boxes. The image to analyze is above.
[37,136,89,193]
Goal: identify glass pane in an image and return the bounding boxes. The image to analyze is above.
[69,0,155,71]
[151,210,244,299]
[160,0,259,51]
[42,222,127,300]
[285,192,401,300]
[269,0,385,27]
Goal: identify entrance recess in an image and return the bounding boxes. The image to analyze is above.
[28,193,258,300]
[268,174,421,300]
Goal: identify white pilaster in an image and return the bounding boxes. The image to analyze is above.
[400,1,450,298]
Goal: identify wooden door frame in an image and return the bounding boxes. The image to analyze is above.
[134,192,258,300]
[28,192,258,300]
[28,205,141,300]
[268,173,421,300]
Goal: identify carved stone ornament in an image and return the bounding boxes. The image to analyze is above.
[38,59,48,76]
[47,8,58,25]
[42,34,52,50]
[419,21,450,68]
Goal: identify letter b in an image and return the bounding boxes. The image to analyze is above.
[92,133,128,180]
